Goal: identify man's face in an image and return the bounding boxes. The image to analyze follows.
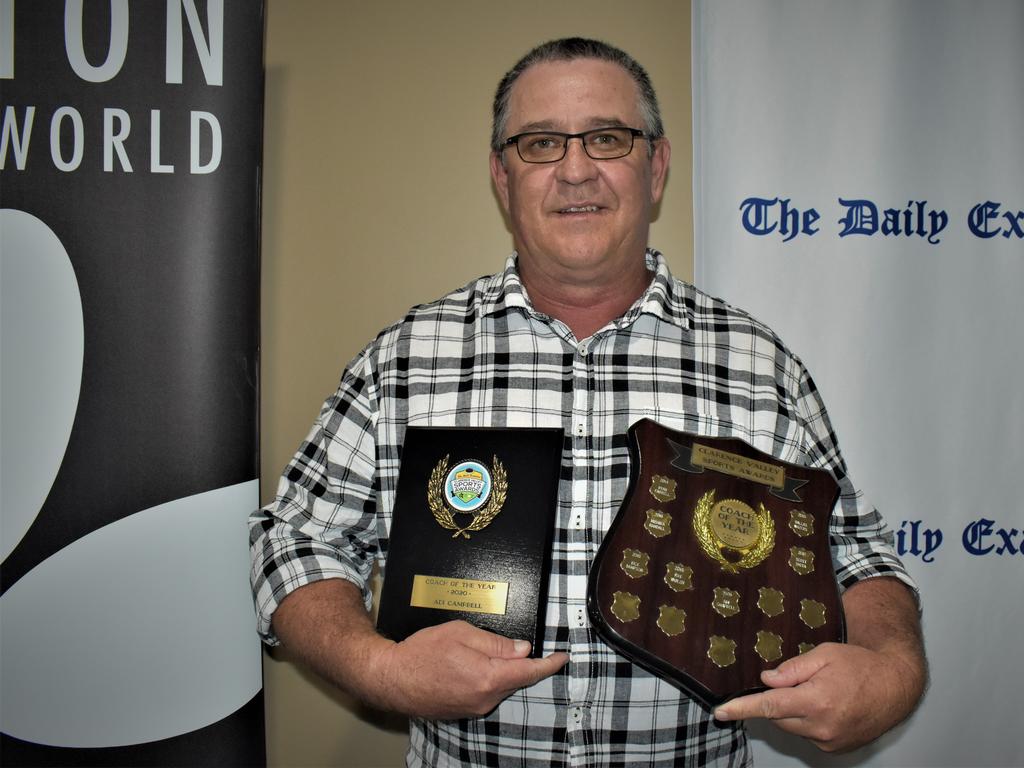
[490,58,670,288]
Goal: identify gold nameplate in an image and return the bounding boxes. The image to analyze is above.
[620,548,650,579]
[664,562,694,592]
[611,591,641,623]
[657,605,687,637]
[693,491,775,573]
[757,586,785,617]
[692,443,786,489]
[650,474,677,502]
[410,575,509,615]
[644,509,673,538]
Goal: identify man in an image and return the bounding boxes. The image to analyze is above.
[250,38,926,766]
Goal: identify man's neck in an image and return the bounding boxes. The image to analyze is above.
[519,256,652,341]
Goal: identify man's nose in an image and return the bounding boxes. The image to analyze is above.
[555,137,599,183]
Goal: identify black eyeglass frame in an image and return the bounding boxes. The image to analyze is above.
[501,127,649,164]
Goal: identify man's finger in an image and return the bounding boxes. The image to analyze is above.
[760,645,830,688]
[714,687,803,723]
[443,621,533,659]
[495,652,570,691]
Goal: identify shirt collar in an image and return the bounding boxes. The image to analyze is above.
[481,249,691,332]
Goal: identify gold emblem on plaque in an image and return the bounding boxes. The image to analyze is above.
[712,586,741,618]
[644,509,672,538]
[650,474,677,502]
[757,587,785,617]
[798,642,816,655]
[611,591,641,623]
[799,599,827,629]
[708,636,737,668]
[693,491,775,574]
[788,509,814,537]
[428,455,508,539]
[656,605,687,637]
[620,548,650,579]
[788,546,815,575]
[755,630,784,662]
[664,562,694,592]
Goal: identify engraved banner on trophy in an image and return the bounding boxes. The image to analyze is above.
[588,419,844,706]
[377,427,562,656]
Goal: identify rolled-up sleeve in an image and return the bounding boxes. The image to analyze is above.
[249,346,381,644]
[793,359,918,599]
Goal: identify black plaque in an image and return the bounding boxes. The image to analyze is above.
[377,427,563,656]
[588,419,845,706]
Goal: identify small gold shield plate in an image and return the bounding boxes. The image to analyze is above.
[712,586,741,618]
[656,605,687,637]
[610,591,641,623]
[788,546,815,575]
[757,587,785,618]
[644,509,673,538]
[708,635,737,668]
[799,598,827,629]
[788,509,814,537]
[650,474,677,502]
[664,562,694,592]
[754,630,784,662]
[620,548,650,579]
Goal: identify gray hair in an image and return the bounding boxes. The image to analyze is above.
[490,37,665,154]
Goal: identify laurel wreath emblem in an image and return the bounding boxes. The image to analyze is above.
[692,490,775,573]
[428,454,508,539]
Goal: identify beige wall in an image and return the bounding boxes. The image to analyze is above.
[261,1,693,765]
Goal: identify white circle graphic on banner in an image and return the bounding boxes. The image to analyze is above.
[0,481,262,747]
[0,209,84,562]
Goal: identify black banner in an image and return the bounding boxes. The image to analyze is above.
[1,1,265,764]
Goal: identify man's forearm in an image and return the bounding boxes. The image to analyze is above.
[842,576,928,712]
[269,577,571,719]
[271,578,395,708]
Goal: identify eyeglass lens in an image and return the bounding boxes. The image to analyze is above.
[515,128,636,163]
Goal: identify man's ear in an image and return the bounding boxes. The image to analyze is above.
[649,138,671,205]
[490,151,511,212]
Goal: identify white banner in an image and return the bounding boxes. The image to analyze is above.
[693,2,1023,766]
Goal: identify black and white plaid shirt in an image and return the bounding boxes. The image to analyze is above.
[250,251,913,767]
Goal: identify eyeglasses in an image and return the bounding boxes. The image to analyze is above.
[502,127,648,164]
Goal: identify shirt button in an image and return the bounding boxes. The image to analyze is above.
[575,422,585,437]
[577,343,588,356]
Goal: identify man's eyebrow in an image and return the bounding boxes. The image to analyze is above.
[511,117,633,134]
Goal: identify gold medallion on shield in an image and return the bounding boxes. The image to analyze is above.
[693,491,775,574]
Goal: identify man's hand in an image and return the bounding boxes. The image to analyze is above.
[271,578,568,720]
[369,620,569,719]
[713,577,927,753]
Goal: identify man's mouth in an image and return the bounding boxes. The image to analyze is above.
[558,205,601,214]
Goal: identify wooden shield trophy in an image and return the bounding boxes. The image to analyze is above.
[588,419,845,707]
